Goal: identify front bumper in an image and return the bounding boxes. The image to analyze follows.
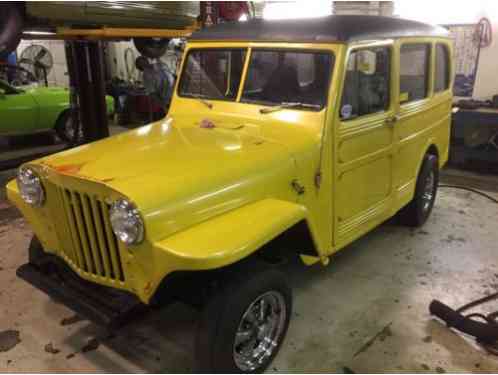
[16,255,145,329]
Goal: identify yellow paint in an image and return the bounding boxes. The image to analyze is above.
[299,254,321,266]
[7,36,452,304]
[56,26,197,39]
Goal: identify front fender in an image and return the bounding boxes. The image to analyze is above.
[155,198,309,271]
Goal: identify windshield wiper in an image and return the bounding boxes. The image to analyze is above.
[198,97,213,109]
[185,94,213,109]
[259,102,321,114]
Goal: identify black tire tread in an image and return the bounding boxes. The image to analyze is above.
[195,262,292,373]
[398,153,439,227]
[54,110,72,142]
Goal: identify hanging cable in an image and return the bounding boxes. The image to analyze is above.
[438,184,498,204]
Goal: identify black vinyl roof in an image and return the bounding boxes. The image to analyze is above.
[189,15,450,43]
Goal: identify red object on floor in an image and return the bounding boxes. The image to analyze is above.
[135,94,163,113]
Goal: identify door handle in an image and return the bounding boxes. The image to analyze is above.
[385,115,399,126]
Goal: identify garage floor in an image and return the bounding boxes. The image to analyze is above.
[1,168,498,373]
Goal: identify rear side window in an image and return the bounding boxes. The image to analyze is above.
[400,44,430,103]
[435,44,450,93]
[340,46,390,120]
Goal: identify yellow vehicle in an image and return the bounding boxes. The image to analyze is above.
[7,15,452,373]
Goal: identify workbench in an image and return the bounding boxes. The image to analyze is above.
[451,107,498,174]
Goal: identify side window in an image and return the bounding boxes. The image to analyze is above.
[340,47,390,120]
[400,44,430,103]
[435,43,450,93]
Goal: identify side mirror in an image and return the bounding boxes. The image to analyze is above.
[357,50,377,75]
[399,92,409,104]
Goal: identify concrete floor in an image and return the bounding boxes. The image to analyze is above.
[1,169,498,373]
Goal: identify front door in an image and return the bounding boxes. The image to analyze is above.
[334,42,396,247]
[0,84,38,135]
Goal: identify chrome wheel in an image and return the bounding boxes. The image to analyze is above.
[64,116,76,140]
[422,170,435,212]
[64,116,83,142]
[233,291,287,372]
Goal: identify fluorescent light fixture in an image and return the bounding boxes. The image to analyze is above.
[23,30,56,36]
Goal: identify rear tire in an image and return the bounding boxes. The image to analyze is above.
[133,37,170,59]
[398,153,439,227]
[195,263,292,373]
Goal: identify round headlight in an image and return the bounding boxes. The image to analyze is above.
[109,199,144,245]
[17,167,45,206]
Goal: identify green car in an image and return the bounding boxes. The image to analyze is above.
[0,79,114,141]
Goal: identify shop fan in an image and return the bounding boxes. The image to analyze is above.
[19,44,53,86]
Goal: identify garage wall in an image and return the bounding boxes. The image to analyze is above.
[17,40,69,87]
[473,19,498,99]
[107,40,182,83]
[16,39,180,88]
[333,1,394,16]
[107,41,141,82]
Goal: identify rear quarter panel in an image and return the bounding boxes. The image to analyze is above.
[393,37,453,212]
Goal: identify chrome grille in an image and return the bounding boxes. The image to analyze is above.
[57,187,125,282]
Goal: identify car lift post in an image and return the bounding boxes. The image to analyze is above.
[59,26,197,145]
[64,40,109,144]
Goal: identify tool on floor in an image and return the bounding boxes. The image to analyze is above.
[430,184,498,353]
[430,294,498,354]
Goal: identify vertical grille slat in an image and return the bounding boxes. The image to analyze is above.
[64,189,86,270]
[113,230,125,282]
[101,202,124,282]
[55,185,126,283]
[81,194,104,276]
[57,188,79,265]
[71,191,96,274]
[89,197,112,278]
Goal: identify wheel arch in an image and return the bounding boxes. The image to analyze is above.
[415,142,440,180]
[149,200,320,305]
[54,108,70,129]
[426,143,440,161]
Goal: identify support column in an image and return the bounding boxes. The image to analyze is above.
[64,40,109,144]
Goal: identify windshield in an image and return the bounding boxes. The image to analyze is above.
[242,50,333,109]
[178,49,246,101]
[178,48,334,110]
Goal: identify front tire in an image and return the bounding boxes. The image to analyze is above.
[398,153,439,227]
[55,110,80,143]
[195,264,292,373]
[28,235,45,266]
